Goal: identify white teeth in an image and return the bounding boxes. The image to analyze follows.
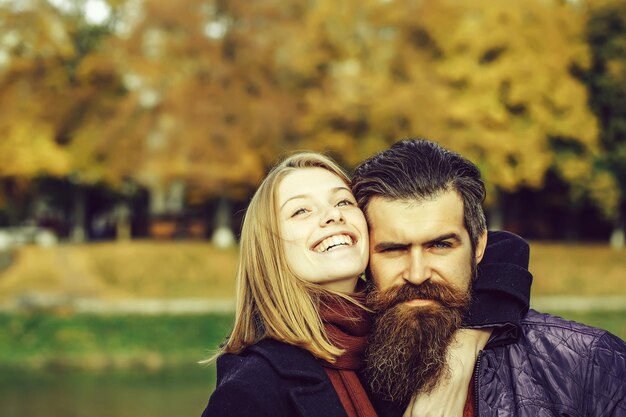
[314,234,354,253]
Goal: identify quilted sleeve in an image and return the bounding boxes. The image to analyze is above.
[584,331,626,417]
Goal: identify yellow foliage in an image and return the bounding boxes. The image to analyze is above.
[0,122,70,177]
[289,0,599,197]
[0,0,612,212]
[587,171,621,221]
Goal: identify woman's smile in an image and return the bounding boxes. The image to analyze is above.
[277,167,369,292]
[312,233,357,253]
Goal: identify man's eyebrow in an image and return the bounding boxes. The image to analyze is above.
[279,186,351,210]
[426,233,462,245]
[373,233,462,252]
[373,242,410,252]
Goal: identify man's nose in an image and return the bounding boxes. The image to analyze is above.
[403,249,431,286]
[320,206,344,226]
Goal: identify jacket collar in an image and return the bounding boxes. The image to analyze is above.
[486,322,520,349]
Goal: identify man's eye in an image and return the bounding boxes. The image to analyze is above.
[431,241,452,249]
[381,246,404,253]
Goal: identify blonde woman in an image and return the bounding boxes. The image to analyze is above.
[200,152,530,417]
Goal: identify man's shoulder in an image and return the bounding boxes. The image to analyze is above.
[480,310,626,416]
[522,309,602,330]
[521,309,610,338]
[487,309,625,388]
[519,309,626,352]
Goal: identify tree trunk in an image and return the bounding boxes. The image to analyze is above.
[71,187,86,243]
[115,202,131,241]
[610,204,625,250]
[610,226,624,249]
[488,189,503,231]
[212,197,235,248]
[149,183,167,216]
[563,208,580,242]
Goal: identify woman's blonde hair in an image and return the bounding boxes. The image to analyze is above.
[214,152,356,362]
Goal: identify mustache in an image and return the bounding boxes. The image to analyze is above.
[368,280,470,312]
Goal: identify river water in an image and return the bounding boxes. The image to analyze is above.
[0,366,215,417]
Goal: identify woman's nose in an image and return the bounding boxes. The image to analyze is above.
[320,207,344,225]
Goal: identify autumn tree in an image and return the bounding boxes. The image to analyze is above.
[578,0,626,248]
[70,0,299,243]
[409,0,598,229]
[0,1,75,223]
[1,0,612,243]
[281,0,598,229]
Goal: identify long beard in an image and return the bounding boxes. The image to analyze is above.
[364,280,471,408]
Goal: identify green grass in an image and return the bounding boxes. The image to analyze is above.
[0,310,623,371]
[543,310,626,341]
[0,240,624,372]
[0,313,233,370]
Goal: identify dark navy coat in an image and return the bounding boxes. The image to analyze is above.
[201,338,350,417]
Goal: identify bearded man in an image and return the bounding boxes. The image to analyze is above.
[352,139,626,417]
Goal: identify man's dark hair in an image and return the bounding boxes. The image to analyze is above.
[352,139,487,251]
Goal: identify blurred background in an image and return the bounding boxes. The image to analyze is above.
[0,0,625,416]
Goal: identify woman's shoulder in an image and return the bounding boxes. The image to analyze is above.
[213,340,283,382]
[202,339,330,417]
[216,338,326,381]
[202,355,279,417]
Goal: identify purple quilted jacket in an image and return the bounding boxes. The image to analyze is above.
[475,309,626,417]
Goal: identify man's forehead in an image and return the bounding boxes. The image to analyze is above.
[366,193,466,238]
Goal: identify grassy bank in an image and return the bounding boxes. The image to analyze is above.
[1,240,624,301]
[0,313,233,370]
[529,242,626,296]
[0,240,623,371]
[546,310,626,339]
[0,310,623,371]
[0,242,238,301]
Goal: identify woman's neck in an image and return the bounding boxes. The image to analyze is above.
[317,276,359,293]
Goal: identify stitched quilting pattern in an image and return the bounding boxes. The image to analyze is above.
[477,310,626,417]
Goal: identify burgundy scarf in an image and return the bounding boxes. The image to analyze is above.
[319,293,378,417]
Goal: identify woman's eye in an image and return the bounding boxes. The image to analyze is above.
[291,208,308,217]
[336,199,354,207]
